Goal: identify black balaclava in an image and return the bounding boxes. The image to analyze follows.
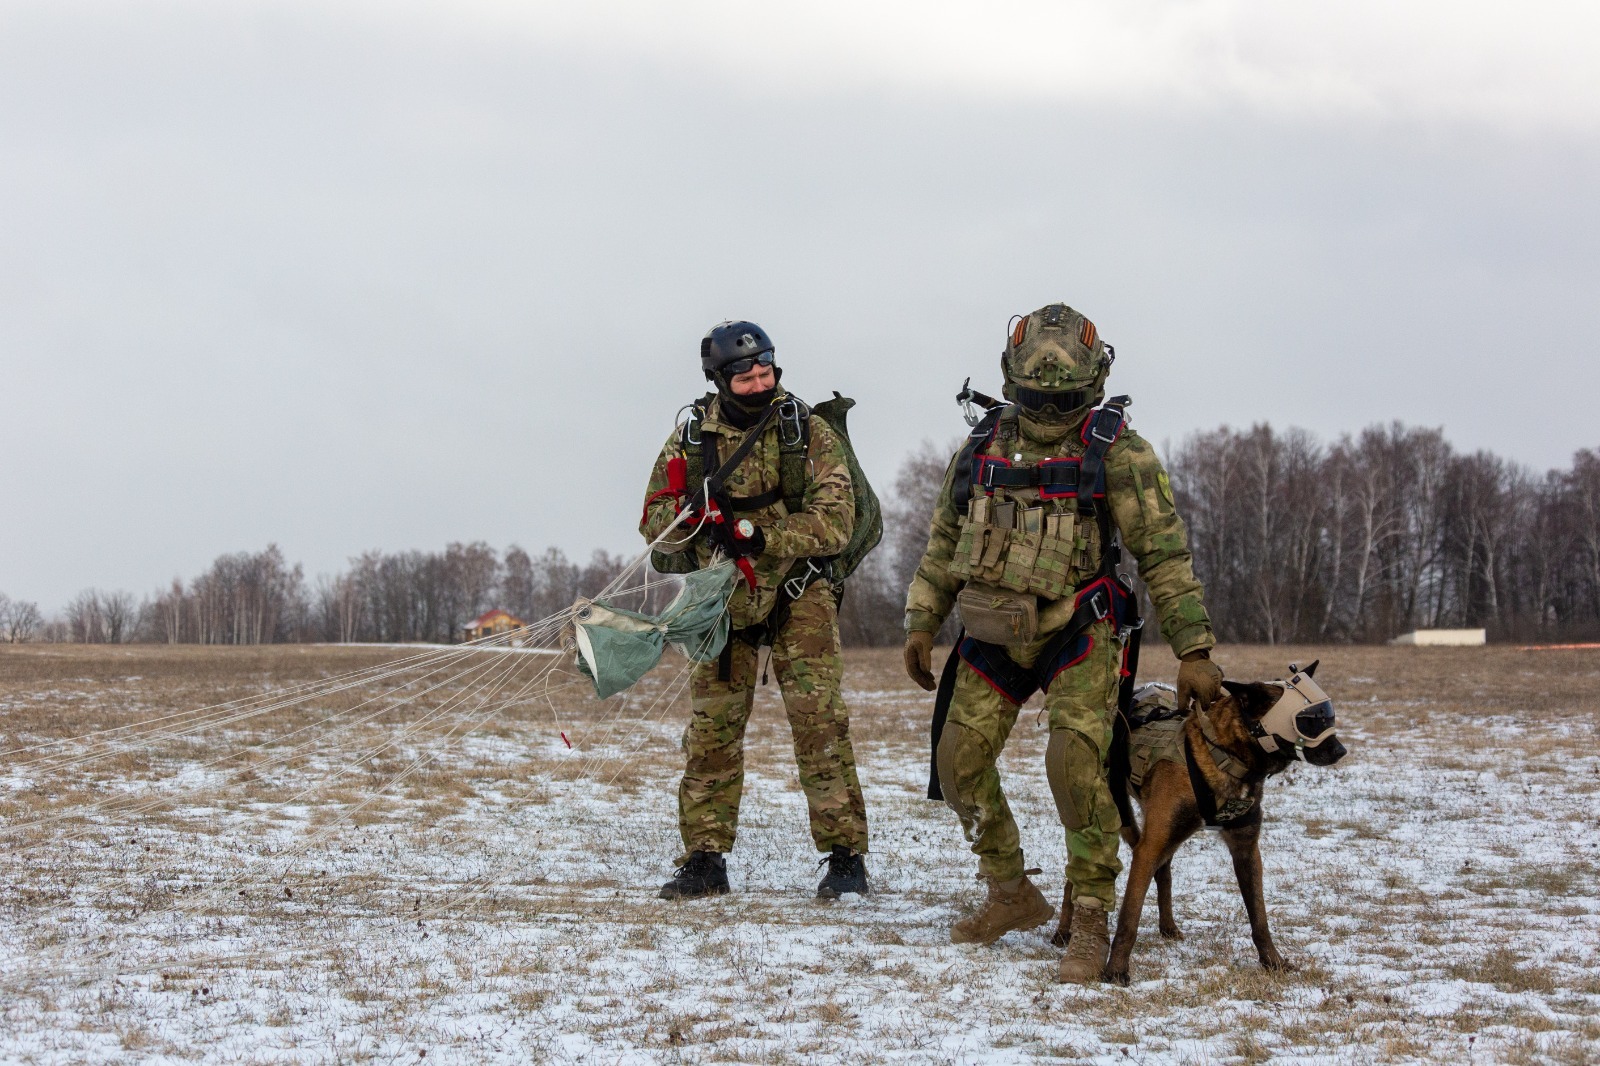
[717,366,782,429]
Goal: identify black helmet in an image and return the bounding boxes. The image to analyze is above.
[701,320,775,383]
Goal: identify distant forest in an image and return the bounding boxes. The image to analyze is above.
[5,421,1598,647]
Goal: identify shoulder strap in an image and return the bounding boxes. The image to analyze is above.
[1076,395,1129,519]
[678,393,716,492]
[952,406,1009,511]
[777,395,811,514]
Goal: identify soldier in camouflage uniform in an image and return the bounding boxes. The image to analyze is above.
[903,303,1223,982]
[641,320,871,901]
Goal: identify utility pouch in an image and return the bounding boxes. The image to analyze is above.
[957,582,1039,646]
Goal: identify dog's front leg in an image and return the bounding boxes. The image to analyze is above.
[1221,820,1287,971]
[1106,783,1191,984]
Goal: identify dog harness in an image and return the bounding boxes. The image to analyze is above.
[1121,691,1260,829]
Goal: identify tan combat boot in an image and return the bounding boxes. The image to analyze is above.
[1056,902,1110,984]
[951,871,1054,945]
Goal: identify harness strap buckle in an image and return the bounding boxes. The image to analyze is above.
[784,559,825,601]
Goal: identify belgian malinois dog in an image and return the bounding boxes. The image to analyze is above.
[1088,663,1346,985]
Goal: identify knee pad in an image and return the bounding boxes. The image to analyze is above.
[1046,728,1104,831]
[936,721,992,820]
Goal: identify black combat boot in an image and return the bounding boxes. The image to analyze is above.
[816,845,869,899]
[658,851,729,900]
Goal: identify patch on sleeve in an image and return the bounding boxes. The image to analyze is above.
[1157,470,1175,507]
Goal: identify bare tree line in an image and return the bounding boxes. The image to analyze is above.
[8,544,646,646]
[1164,423,1600,643]
[0,594,45,643]
[7,421,1597,647]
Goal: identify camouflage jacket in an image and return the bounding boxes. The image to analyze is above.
[640,388,856,630]
[905,406,1214,658]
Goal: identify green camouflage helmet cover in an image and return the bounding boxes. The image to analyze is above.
[1000,303,1114,421]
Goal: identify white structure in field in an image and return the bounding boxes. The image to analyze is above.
[1389,629,1487,646]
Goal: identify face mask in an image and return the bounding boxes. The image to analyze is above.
[718,384,778,428]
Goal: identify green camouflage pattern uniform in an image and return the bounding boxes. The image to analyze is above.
[907,311,1213,912]
[641,387,869,858]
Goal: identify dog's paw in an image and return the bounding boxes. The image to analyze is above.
[1049,929,1069,949]
[1159,922,1183,940]
[1102,965,1132,987]
[1260,953,1294,973]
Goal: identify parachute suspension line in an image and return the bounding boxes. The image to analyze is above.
[243,643,559,888]
[30,612,580,805]
[9,636,533,779]
[0,621,549,764]
[0,523,709,984]
[411,607,718,925]
[0,630,541,844]
[4,643,570,989]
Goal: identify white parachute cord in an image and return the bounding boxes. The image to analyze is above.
[1,619,554,764]
[8,636,530,778]
[410,651,700,925]
[0,641,565,988]
[1,631,544,843]
[412,602,722,924]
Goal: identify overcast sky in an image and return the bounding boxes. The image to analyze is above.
[3,1,1598,610]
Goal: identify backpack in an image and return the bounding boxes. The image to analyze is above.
[651,392,883,595]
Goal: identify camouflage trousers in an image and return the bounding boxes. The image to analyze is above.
[678,580,869,857]
[936,620,1124,911]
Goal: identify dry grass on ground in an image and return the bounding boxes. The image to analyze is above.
[0,641,1597,1064]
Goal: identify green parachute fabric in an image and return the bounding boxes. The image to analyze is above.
[572,562,739,699]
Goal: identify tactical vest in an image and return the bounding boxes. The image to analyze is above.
[946,398,1129,602]
[650,392,883,596]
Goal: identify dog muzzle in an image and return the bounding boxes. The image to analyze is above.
[1252,667,1345,765]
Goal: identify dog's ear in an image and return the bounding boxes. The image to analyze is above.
[1302,659,1320,679]
[1222,681,1283,718]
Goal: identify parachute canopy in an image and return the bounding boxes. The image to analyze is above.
[571,562,739,699]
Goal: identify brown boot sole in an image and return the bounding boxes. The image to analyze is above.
[950,902,1055,946]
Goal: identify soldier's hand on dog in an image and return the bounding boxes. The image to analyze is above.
[1176,651,1223,711]
[903,631,936,691]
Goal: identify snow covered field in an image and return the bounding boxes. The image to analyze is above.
[1,642,1596,1064]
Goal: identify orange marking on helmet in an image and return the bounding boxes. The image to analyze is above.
[1080,319,1097,348]
[1012,318,1028,348]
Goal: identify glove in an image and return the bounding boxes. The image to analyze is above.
[711,517,765,560]
[904,631,936,692]
[1176,651,1223,712]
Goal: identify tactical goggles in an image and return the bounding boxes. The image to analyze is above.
[1252,664,1338,755]
[723,350,775,377]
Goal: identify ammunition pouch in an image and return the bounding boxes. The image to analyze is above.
[948,499,1080,600]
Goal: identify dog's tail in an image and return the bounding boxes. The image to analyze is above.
[1109,711,1136,829]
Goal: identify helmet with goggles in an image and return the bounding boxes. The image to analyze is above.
[1000,303,1114,422]
[701,321,776,386]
